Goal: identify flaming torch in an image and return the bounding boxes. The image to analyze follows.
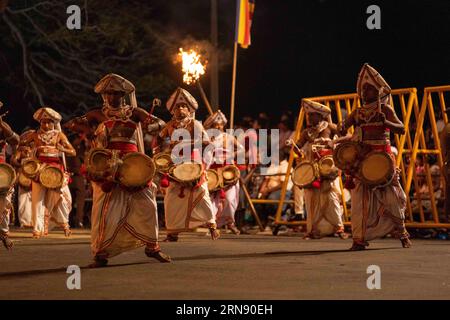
[178,48,213,115]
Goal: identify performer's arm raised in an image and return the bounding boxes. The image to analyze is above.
[338,110,356,136]
[0,119,19,146]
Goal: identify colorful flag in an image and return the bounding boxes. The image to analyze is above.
[235,0,255,49]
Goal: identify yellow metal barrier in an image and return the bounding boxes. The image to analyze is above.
[403,85,450,227]
[270,86,450,233]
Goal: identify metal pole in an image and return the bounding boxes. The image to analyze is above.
[210,0,219,109]
[239,177,264,231]
[197,81,214,115]
[229,42,238,129]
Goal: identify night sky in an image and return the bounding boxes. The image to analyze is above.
[151,0,450,124]
[1,0,449,128]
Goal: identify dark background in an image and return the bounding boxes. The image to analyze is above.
[0,0,449,131]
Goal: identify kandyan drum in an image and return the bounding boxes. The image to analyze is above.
[117,152,156,188]
[318,155,338,180]
[333,141,361,171]
[172,162,203,187]
[153,152,173,173]
[18,170,32,189]
[86,148,114,182]
[39,165,64,189]
[359,151,395,187]
[291,161,318,188]
[206,169,221,192]
[221,165,240,187]
[22,159,41,179]
[0,163,16,194]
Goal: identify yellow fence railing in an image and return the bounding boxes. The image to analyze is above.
[270,86,450,232]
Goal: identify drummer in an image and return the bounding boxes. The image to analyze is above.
[204,110,244,235]
[11,130,35,228]
[19,107,75,239]
[295,99,347,240]
[68,73,171,267]
[0,101,20,250]
[156,87,219,242]
[338,63,410,250]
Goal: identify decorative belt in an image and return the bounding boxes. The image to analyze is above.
[38,152,61,157]
[109,137,137,144]
[363,140,390,146]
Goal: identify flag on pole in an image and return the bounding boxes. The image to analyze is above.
[235,0,255,49]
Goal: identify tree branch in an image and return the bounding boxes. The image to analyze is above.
[2,9,44,105]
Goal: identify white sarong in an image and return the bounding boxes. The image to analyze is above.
[164,181,216,232]
[211,183,240,228]
[304,178,344,237]
[18,187,32,227]
[350,173,407,242]
[90,182,159,258]
[31,181,72,235]
[0,189,13,235]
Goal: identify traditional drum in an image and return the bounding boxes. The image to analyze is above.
[333,141,361,171]
[206,169,221,192]
[291,161,318,188]
[171,161,203,187]
[18,170,32,189]
[358,151,395,187]
[117,152,156,188]
[221,165,240,187]
[0,163,16,194]
[22,159,41,179]
[153,152,173,173]
[86,148,116,182]
[318,155,339,179]
[39,165,64,189]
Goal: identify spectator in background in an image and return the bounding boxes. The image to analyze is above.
[257,149,293,227]
[436,111,446,134]
[278,119,293,154]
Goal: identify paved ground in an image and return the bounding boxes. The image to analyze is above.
[0,228,449,300]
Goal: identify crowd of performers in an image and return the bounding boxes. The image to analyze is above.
[0,63,412,267]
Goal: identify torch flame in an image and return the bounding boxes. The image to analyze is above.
[178,48,206,85]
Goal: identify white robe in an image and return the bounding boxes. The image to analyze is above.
[31,181,72,235]
[90,182,159,258]
[18,187,32,227]
[0,188,13,236]
[164,181,216,233]
[351,173,407,242]
[304,179,344,236]
[302,138,344,237]
[211,183,240,228]
[207,132,242,228]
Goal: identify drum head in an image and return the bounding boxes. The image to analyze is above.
[360,152,393,186]
[292,162,316,187]
[39,166,64,189]
[319,156,335,176]
[22,159,40,177]
[154,153,173,172]
[90,150,111,173]
[118,152,156,187]
[173,162,203,182]
[334,142,359,170]
[206,169,220,192]
[18,171,32,188]
[222,165,240,186]
[0,163,16,190]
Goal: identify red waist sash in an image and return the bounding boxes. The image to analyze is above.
[107,142,138,155]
